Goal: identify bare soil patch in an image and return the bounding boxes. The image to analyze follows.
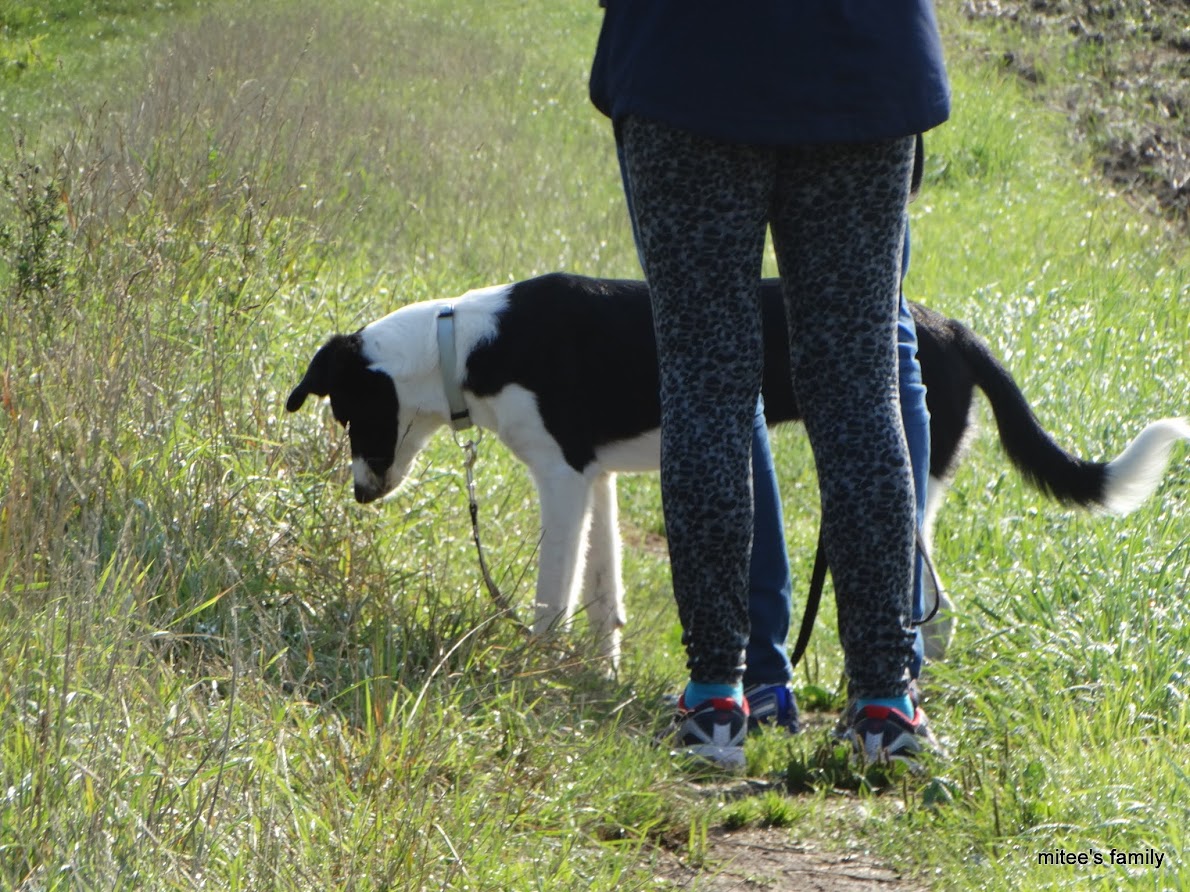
[647,715,930,891]
[652,826,926,891]
[962,0,1190,228]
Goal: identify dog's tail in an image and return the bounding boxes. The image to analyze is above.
[956,324,1189,514]
[1095,418,1190,514]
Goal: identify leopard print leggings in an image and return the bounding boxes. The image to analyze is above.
[619,117,918,700]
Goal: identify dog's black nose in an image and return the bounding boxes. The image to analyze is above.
[354,481,380,504]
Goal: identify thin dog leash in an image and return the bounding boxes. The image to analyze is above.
[454,430,531,634]
[438,304,529,631]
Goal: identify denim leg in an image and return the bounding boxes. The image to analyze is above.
[897,293,929,679]
[744,395,794,686]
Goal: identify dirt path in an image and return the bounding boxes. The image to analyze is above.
[653,826,925,891]
[645,738,929,892]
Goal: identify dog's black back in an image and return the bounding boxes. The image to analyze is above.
[464,274,662,473]
[465,273,1115,505]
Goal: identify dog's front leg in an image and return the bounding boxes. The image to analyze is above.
[530,465,594,641]
[580,471,626,670]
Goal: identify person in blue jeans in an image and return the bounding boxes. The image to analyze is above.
[745,225,931,733]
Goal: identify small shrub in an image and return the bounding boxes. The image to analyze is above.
[0,145,68,326]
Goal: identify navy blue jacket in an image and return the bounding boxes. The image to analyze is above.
[590,2,950,145]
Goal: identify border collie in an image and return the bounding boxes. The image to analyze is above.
[286,272,1188,667]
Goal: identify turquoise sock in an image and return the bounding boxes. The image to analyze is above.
[684,681,744,708]
[856,695,915,716]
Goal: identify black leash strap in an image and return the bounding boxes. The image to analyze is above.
[915,530,942,627]
[789,530,828,671]
[789,526,942,671]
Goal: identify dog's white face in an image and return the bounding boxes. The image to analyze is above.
[286,333,439,503]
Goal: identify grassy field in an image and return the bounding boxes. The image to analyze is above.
[1,1,1187,889]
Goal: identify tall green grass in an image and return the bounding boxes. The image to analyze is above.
[0,1,1187,889]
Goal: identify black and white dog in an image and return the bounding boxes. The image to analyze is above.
[286,272,1188,667]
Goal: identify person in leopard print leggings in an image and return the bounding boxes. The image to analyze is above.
[590,5,950,767]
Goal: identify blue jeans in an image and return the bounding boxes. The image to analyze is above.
[898,293,930,681]
[743,394,794,685]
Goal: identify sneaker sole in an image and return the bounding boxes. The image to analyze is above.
[676,744,747,771]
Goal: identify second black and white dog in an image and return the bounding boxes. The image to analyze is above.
[286,272,1188,667]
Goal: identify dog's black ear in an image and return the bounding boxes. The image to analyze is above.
[286,335,356,413]
[285,385,312,413]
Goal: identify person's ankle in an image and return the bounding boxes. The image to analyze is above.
[854,695,914,717]
[683,681,744,709]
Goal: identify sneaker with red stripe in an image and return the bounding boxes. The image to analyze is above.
[664,695,749,771]
[842,703,938,768]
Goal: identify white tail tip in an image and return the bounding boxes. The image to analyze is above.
[1101,417,1190,515]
